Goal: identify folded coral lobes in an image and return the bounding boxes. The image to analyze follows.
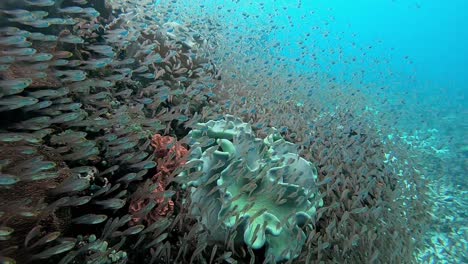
[179,115,322,261]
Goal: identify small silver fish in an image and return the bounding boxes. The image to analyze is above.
[52,176,89,194]
[72,214,107,224]
[94,198,126,210]
[0,173,20,186]
[58,35,84,44]
[25,0,56,7]
[58,6,84,14]
[1,48,36,56]
[31,240,76,259]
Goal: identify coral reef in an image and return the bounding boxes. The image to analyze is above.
[0,0,433,263]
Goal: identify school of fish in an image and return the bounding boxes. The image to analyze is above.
[0,0,463,264]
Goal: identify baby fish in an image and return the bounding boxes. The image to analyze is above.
[28,32,46,40]
[94,198,126,210]
[0,226,14,237]
[67,60,83,67]
[49,59,69,66]
[45,18,73,25]
[52,176,89,194]
[115,89,132,97]
[2,9,30,16]
[133,65,148,73]
[24,172,59,181]
[51,102,82,111]
[13,116,51,130]
[72,214,107,224]
[82,58,112,69]
[8,16,35,23]
[87,91,111,100]
[31,240,76,259]
[54,51,73,59]
[0,173,20,186]
[62,146,99,161]
[0,27,23,37]
[0,35,26,45]
[51,131,87,145]
[55,70,86,82]
[33,53,53,61]
[87,45,115,57]
[16,146,38,155]
[25,0,56,7]
[0,96,38,110]
[139,73,155,79]
[90,79,113,88]
[0,79,33,89]
[144,53,163,64]
[65,196,92,207]
[111,58,134,66]
[23,20,51,28]
[29,87,69,98]
[50,112,81,123]
[30,62,49,70]
[83,7,99,18]
[114,67,132,75]
[116,172,137,184]
[17,53,53,62]
[31,11,48,19]
[58,6,84,14]
[13,30,32,38]
[0,78,32,96]
[58,35,84,44]
[104,74,125,81]
[28,231,61,248]
[27,32,43,38]
[129,160,156,170]
[122,225,145,236]
[1,48,36,56]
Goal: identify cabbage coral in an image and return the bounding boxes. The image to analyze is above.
[179,115,323,261]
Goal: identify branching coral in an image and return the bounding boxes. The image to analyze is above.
[179,115,323,261]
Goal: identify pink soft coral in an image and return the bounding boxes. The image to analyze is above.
[129,134,188,225]
[129,180,175,224]
[151,134,188,181]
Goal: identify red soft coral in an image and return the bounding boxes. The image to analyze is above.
[129,180,175,224]
[151,134,188,183]
[129,134,187,225]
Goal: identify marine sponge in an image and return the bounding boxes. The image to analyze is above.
[179,115,323,261]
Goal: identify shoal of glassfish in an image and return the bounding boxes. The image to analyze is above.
[0,0,220,261]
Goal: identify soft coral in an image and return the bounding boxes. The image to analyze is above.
[129,134,188,225]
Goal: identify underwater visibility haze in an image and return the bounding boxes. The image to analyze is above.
[0,0,466,263]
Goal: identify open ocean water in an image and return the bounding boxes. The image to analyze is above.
[0,0,466,263]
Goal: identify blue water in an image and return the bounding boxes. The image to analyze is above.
[278,0,468,93]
